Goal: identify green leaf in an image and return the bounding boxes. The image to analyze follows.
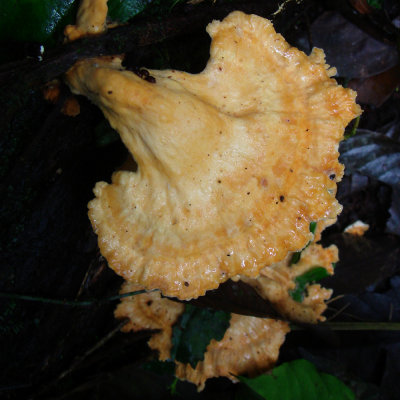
[0,0,149,44]
[168,376,179,396]
[289,251,301,265]
[239,359,355,400]
[170,304,231,368]
[289,267,329,302]
[344,116,360,140]
[367,0,383,9]
[107,0,150,23]
[290,222,317,265]
[0,0,77,43]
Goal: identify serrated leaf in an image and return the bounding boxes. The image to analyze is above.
[170,304,231,368]
[289,267,330,302]
[107,0,151,23]
[239,359,355,400]
[0,0,77,43]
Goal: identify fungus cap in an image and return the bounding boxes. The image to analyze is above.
[242,242,338,324]
[115,282,289,391]
[66,11,361,299]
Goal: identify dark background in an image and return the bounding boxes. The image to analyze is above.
[0,0,399,398]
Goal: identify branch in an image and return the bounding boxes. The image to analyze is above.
[0,290,155,307]
[0,1,280,89]
[291,322,400,331]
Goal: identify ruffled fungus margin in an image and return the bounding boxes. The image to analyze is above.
[66,11,361,300]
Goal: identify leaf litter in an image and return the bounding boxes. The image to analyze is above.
[1,0,400,399]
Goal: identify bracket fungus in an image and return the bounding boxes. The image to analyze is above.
[115,282,290,391]
[115,224,339,389]
[64,0,108,42]
[66,11,361,300]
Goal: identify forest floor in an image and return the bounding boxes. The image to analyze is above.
[0,0,399,399]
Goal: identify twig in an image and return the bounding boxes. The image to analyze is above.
[291,322,400,331]
[272,0,304,16]
[0,289,153,307]
[0,383,32,392]
[35,325,156,399]
[326,302,351,321]
[75,253,106,300]
[57,318,129,381]
[0,1,281,89]
[325,294,345,304]
[389,303,394,321]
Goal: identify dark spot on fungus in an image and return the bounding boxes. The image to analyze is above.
[260,178,267,187]
[227,254,230,256]
[247,192,250,195]
[280,195,285,202]
[132,67,156,83]
[329,174,336,180]
[218,180,221,183]
[146,300,153,306]
[107,90,113,94]
[184,281,189,287]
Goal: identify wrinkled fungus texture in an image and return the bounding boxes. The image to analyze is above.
[115,282,289,391]
[242,242,338,323]
[116,234,336,389]
[66,11,361,300]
